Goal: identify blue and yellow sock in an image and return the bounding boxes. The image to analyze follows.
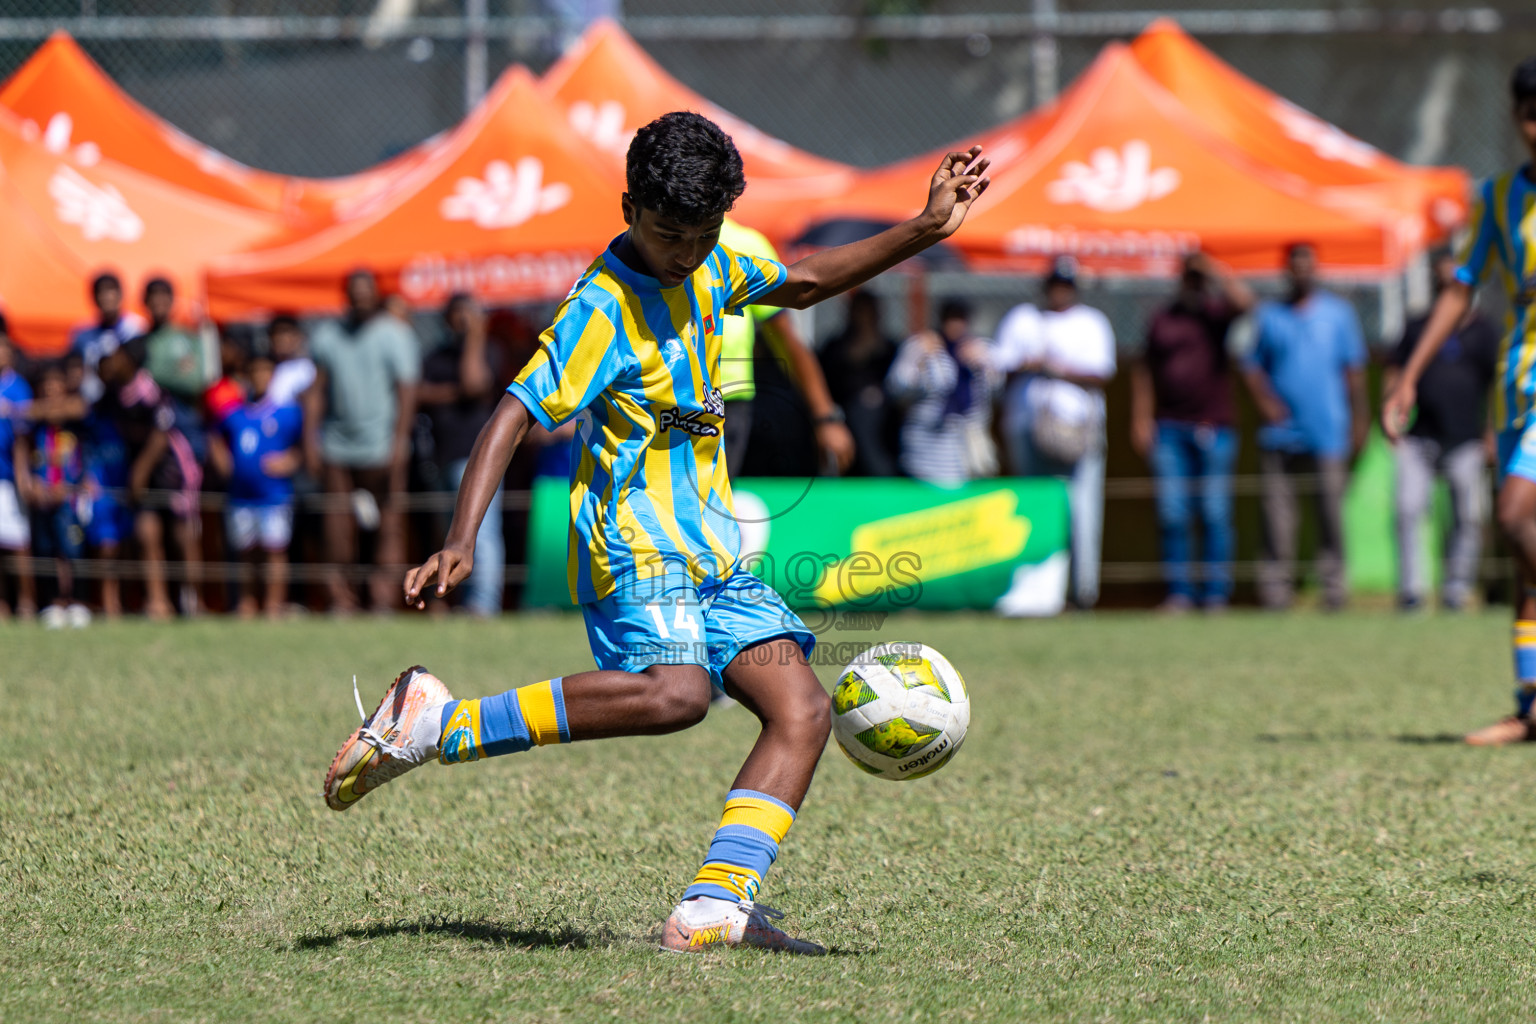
[683,790,796,904]
[1515,622,1536,717]
[437,678,569,763]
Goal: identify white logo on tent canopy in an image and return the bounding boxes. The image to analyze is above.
[48,165,143,242]
[20,112,101,166]
[1046,141,1180,213]
[440,158,572,229]
[568,100,631,156]
[1271,101,1377,168]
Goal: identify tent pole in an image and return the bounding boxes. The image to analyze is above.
[464,0,488,114]
[1032,0,1059,105]
[907,267,928,339]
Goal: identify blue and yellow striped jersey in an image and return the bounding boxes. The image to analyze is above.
[508,236,787,604]
[1458,168,1536,431]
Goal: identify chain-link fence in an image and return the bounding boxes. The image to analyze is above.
[1,2,1532,178]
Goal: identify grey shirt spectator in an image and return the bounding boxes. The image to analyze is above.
[307,270,420,614]
[310,309,421,467]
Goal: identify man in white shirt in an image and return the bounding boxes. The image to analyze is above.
[995,258,1117,608]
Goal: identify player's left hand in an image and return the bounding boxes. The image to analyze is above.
[1380,381,1415,442]
[924,146,991,239]
[815,420,856,474]
[403,544,474,609]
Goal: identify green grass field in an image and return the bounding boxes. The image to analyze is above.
[3,609,1535,1022]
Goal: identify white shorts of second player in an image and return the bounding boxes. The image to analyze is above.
[0,479,29,551]
[225,504,293,553]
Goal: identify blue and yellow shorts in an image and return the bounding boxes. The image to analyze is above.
[1498,420,1536,486]
[581,569,816,693]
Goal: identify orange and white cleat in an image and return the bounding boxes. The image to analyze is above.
[323,666,454,811]
[659,897,825,955]
[1465,715,1536,746]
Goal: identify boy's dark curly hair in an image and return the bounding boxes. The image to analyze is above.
[1515,56,1536,103]
[625,111,745,225]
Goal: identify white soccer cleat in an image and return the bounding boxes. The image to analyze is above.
[658,897,825,955]
[322,666,453,812]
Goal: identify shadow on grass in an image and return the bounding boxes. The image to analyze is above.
[293,917,598,952]
[1255,731,1379,743]
[1256,730,1467,744]
[292,915,869,957]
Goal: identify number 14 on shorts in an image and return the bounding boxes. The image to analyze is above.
[647,601,701,640]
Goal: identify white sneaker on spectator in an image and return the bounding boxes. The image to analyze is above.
[40,604,66,630]
[66,603,91,628]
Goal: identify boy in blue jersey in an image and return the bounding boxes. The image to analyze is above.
[324,112,990,952]
[209,351,303,619]
[21,362,89,627]
[1385,56,1536,744]
[0,322,37,620]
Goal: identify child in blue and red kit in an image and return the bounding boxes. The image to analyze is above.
[209,350,302,619]
[21,361,89,627]
[0,322,37,620]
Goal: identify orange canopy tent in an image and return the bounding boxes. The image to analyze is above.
[538,19,856,230]
[204,67,621,320]
[0,106,289,353]
[0,159,101,348]
[786,45,1422,275]
[1130,18,1469,243]
[0,32,439,230]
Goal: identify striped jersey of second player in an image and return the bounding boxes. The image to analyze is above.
[508,235,786,604]
[1458,167,1536,431]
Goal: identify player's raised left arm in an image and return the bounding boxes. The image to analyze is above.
[761,146,991,310]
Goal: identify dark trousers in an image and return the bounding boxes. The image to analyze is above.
[1258,450,1349,609]
[1151,421,1237,604]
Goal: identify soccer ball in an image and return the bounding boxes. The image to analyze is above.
[831,643,970,781]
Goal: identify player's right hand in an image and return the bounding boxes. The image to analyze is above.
[925,146,990,239]
[1380,382,1415,442]
[404,545,475,609]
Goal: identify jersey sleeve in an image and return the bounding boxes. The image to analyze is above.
[277,405,304,448]
[1089,310,1117,376]
[718,246,787,317]
[507,301,625,430]
[1456,177,1500,288]
[992,304,1042,372]
[1336,298,1367,370]
[1239,305,1273,370]
[387,322,422,385]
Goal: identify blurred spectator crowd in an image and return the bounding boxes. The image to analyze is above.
[0,242,1493,624]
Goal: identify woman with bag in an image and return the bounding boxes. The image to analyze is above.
[886,298,1002,484]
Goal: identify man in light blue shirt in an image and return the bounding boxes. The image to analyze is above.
[1241,242,1369,610]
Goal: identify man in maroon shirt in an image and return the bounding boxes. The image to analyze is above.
[1131,253,1256,612]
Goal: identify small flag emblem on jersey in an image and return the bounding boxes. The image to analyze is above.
[703,314,716,335]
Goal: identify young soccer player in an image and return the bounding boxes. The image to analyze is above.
[1384,56,1536,744]
[208,350,302,619]
[22,362,89,628]
[0,323,37,621]
[323,112,989,952]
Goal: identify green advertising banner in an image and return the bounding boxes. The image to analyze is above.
[524,476,1071,612]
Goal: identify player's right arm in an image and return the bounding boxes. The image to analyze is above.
[760,147,991,310]
[1381,282,1472,441]
[404,298,624,607]
[404,393,531,608]
[1383,177,1495,441]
